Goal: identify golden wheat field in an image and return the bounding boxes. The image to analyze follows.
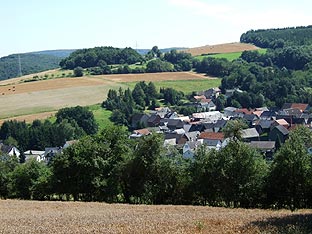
[182,42,259,56]
[0,200,311,234]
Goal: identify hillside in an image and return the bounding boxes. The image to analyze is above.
[181,42,259,56]
[240,25,312,48]
[0,200,311,234]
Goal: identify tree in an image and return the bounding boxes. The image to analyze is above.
[56,106,98,135]
[267,126,312,209]
[222,119,248,142]
[73,66,84,77]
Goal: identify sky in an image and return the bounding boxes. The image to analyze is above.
[0,0,311,57]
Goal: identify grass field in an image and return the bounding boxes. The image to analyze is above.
[88,104,113,131]
[195,48,267,61]
[125,78,221,94]
[0,200,311,234]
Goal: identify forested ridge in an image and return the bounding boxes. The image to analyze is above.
[0,53,60,80]
[240,25,312,48]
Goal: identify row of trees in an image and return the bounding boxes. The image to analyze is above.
[0,106,97,151]
[1,124,312,210]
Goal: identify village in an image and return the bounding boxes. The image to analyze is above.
[129,87,311,160]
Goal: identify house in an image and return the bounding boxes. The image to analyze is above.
[182,141,202,159]
[269,125,289,144]
[192,111,223,121]
[160,119,184,131]
[224,107,237,117]
[0,143,20,157]
[241,128,260,142]
[63,140,78,149]
[131,113,150,129]
[255,119,273,135]
[273,119,290,129]
[130,128,152,138]
[204,139,223,150]
[243,114,259,127]
[24,150,45,162]
[44,147,62,164]
[248,141,276,159]
[225,88,243,98]
[164,132,184,145]
[147,114,162,127]
[198,132,225,142]
[281,103,309,112]
[197,99,216,111]
[260,110,277,120]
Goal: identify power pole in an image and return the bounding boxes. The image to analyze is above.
[18,54,22,77]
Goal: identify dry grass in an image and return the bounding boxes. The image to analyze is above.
[182,42,259,56]
[0,200,311,234]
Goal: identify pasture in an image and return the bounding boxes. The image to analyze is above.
[0,71,215,122]
[0,200,311,234]
[195,48,267,61]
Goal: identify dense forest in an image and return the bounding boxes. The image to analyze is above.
[1,124,312,210]
[0,53,61,80]
[240,25,312,48]
[59,47,144,69]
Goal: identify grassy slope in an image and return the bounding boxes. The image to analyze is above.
[196,48,267,61]
[124,78,221,94]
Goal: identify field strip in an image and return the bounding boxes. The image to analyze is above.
[0,111,57,125]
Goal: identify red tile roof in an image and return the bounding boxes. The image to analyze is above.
[198,132,225,140]
[133,128,151,135]
[291,103,308,112]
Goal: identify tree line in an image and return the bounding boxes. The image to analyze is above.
[1,124,312,210]
[240,25,312,48]
[0,53,60,81]
[0,106,98,152]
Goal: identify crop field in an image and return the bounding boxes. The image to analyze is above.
[182,42,260,56]
[0,200,311,234]
[0,71,213,122]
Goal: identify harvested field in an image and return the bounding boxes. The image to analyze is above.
[0,200,311,234]
[0,72,213,120]
[0,111,56,125]
[182,42,259,56]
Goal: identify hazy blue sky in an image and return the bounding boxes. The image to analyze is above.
[1,0,311,57]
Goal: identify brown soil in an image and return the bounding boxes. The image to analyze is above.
[182,42,259,56]
[0,200,311,234]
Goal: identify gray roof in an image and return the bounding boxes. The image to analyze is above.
[241,128,260,139]
[249,141,276,150]
[274,125,289,136]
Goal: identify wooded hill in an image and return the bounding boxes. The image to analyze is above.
[0,50,74,81]
[240,25,312,48]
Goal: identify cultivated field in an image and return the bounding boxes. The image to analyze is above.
[182,42,260,56]
[0,72,214,121]
[0,200,311,234]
